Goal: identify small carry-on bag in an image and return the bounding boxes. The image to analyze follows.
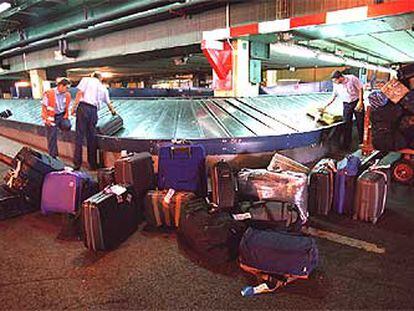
[239,227,318,296]
[333,155,361,215]
[144,190,197,228]
[114,152,155,197]
[353,165,389,224]
[41,170,97,215]
[96,114,124,136]
[178,200,247,265]
[309,158,337,216]
[267,153,310,174]
[381,78,410,104]
[237,169,308,224]
[211,160,236,210]
[158,143,207,197]
[399,90,414,114]
[82,184,138,251]
[97,167,115,191]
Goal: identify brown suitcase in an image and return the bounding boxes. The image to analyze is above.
[144,190,197,228]
[114,152,155,196]
[381,78,410,104]
[353,168,388,224]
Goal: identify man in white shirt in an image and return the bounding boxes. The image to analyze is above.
[71,72,116,170]
[321,70,365,149]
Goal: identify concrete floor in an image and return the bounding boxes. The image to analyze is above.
[0,162,414,310]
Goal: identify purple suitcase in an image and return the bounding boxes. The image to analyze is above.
[41,170,97,215]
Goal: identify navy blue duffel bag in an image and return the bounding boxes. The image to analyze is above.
[239,227,318,296]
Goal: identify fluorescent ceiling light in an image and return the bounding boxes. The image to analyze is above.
[0,2,11,14]
[317,53,344,64]
[272,43,317,58]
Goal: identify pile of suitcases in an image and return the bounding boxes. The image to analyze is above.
[372,63,414,151]
[0,142,393,296]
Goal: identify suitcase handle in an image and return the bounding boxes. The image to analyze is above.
[170,146,192,159]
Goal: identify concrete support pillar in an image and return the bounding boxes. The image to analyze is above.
[266,70,278,87]
[29,69,47,99]
[215,40,259,97]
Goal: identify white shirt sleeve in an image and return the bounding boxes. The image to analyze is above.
[333,84,339,97]
[101,87,110,105]
[76,78,87,93]
[352,75,363,90]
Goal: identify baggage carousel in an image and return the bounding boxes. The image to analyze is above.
[0,94,343,155]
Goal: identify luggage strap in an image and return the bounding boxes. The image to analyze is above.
[6,159,22,188]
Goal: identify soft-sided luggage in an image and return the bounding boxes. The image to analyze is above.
[400,116,414,144]
[381,78,410,104]
[397,63,414,81]
[178,200,247,265]
[237,169,308,224]
[97,167,115,191]
[114,152,155,197]
[399,90,414,114]
[267,152,310,174]
[96,114,123,136]
[211,160,236,210]
[4,147,65,207]
[235,201,301,232]
[306,107,343,125]
[144,190,197,228]
[372,129,407,152]
[82,184,138,251]
[239,227,318,295]
[41,170,97,215]
[0,184,35,220]
[354,166,389,224]
[333,155,361,215]
[368,91,389,110]
[158,143,207,197]
[309,158,337,216]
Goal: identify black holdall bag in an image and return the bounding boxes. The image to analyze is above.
[211,160,237,211]
[178,200,247,265]
[0,184,36,220]
[96,114,124,136]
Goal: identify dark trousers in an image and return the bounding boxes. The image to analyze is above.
[74,102,98,168]
[343,100,365,149]
[46,113,70,158]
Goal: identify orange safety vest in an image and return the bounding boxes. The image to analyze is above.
[41,89,71,125]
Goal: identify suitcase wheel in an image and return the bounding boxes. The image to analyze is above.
[392,159,414,185]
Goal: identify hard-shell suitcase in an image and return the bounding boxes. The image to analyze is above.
[333,155,361,215]
[178,200,247,265]
[309,159,337,216]
[144,190,197,228]
[381,78,410,104]
[239,227,318,279]
[158,143,207,197]
[114,152,155,197]
[96,114,124,136]
[0,185,35,220]
[97,167,115,191]
[211,160,236,210]
[82,185,138,251]
[41,170,97,215]
[267,153,310,174]
[354,168,388,224]
[237,169,308,224]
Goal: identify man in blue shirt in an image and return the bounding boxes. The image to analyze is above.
[42,78,72,158]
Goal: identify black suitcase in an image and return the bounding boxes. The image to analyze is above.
[211,160,236,210]
[397,63,414,81]
[11,147,65,175]
[178,200,247,265]
[114,152,155,197]
[97,167,115,191]
[96,114,123,136]
[82,185,139,251]
[399,90,414,114]
[0,185,36,220]
[309,159,336,216]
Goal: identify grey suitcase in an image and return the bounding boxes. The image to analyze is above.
[353,168,388,224]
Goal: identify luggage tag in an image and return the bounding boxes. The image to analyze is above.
[164,188,175,204]
[104,185,127,204]
[232,212,252,221]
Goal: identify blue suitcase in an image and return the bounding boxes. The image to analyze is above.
[333,155,361,215]
[41,170,97,215]
[157,143,207,197]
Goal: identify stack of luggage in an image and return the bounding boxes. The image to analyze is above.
[374,63,414,150]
